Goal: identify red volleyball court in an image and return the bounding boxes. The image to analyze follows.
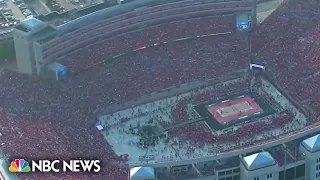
[207,96,263,124]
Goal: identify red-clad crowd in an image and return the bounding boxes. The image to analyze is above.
[0,72,127,180]
[0,0,318,179]
[252,0,320,118]
[62,32,247,109]
[172,100,189,123]
[168,95,294,150]
[0,15,239,180]
[60,16,234,73]
[169,112,293,149]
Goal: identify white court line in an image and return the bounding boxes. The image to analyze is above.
[244,101,253,110]
[217,109,225,117]
[217,101,252,117]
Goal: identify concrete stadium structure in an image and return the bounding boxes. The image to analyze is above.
[13,0,255,75]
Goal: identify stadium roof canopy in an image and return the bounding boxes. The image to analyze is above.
[130,167,155,180]
[302,134,320,153]
[16,17,47,33]
[14,17,58,44]
[242,152,276,171]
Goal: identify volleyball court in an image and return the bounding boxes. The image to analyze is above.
[207,96,263,124]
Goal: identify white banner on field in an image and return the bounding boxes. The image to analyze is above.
[250,63,266,70]
[96,121,104,131]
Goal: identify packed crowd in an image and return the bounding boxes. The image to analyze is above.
[63,32,247,109]
[168,112,293,150]
[0,72,128,180]
[169,80,249,125]
[166,73,303,155]
[169,122,213,148]
[171,100,189,123]
[44,0,239,55]
[236,113,293,137]
[193,80,249,105]
[0,0,318,178]
[0,36,248,178]
[59,15,234,73]
[252,0,320,117]
[158,78,249,127]
[252,80,282,112]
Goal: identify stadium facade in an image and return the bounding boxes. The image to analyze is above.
[6,0,320,180]
[12,0,255,78]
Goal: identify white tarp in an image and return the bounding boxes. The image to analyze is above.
[96,121,103,131]
[96,125,103,131]
[250,63,266,70]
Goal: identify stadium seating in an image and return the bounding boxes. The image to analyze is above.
[61,33,247,109]
[253,0,320,117]
[0,15,242,178]
[0,72,128,180]
[59,16,234,73]
[1,0,320,179]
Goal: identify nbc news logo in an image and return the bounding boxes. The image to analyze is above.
[9,159,30,172]
[9,159,100,173]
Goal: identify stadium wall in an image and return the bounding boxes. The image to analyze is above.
[136,123,320,167]
[57,0,156,35]
[40,0,255,63]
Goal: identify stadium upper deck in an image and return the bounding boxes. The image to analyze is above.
[35,0,255,63]
[37,0,255,28]
[1,0,320,179]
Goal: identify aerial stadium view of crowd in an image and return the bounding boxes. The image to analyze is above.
[0,0,319,179]
[99,73,306,168]
[60,15,235,74]
[252,0,320,120]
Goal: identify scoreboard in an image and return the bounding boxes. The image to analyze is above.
[236,14,252,31]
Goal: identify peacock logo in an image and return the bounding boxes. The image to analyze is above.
[9,159,31,172]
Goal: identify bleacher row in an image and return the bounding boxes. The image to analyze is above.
[62,31,247,109]
[42,0,253,61]
[194,81,249,105]
[60,15,234,73]
[252,0,320,118]
[0,73,127,180]
[0,0,318,179]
